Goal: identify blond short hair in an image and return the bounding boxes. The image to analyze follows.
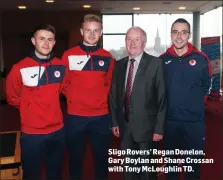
[83,14,102,24]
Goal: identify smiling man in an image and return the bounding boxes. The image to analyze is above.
[109,26,168,180]
[6,24,66,180]
[159,18,212,180]
[61,14,115,180]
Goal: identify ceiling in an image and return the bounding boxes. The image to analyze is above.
[0,0,222,14]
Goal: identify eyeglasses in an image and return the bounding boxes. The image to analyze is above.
[171,30,190,36]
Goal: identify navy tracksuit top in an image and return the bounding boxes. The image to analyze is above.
[159,43,212,122]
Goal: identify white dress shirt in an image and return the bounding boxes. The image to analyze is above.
[125,52,144,90]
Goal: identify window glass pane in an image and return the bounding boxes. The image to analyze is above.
[134,14,167,57]
[102,15,132,34]
[103,35,127,60]
[134,14,193,57]
[200,6,222,38]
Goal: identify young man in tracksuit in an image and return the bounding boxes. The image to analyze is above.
[159,18,212,180]
[61,14,115,180]
[6,24,66,180]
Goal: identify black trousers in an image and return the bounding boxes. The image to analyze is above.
[65,113,112,180]
[20,127,66,180]
[121,121,158,180]
[164,120,205,180]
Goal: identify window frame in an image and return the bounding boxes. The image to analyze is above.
[101,13,134,47]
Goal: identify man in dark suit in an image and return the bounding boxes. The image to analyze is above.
[109,26,167,180]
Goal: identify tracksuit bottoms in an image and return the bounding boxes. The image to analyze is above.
[164,120,205,180]
[65,114,112,180]
[20,127,66,180]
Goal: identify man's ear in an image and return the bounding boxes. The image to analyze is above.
[80,28,83,36]
[53,40,56,47]
[143,41,147,49]
[31,37,35,46]
[189,33,192,40]
[100,29,103,37]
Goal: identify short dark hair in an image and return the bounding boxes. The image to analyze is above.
[171,18,191,33]
[33,24,56,36]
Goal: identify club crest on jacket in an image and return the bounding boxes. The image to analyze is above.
[189,59,196,66]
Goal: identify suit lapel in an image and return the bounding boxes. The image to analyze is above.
[132,52,149,92]
[119,57,128,101]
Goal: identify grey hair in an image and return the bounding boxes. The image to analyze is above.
[126,26,147,42]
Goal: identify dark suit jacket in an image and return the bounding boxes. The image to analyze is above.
[109,52,167,142]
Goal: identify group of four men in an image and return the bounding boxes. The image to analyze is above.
[6,14,212,180]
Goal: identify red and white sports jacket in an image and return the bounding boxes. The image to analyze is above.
[6,53,66,134]
[62,42,115,116]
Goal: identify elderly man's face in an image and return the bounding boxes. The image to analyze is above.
[125,28,146,58]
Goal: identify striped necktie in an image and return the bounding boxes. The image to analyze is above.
[124,59,135,121]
